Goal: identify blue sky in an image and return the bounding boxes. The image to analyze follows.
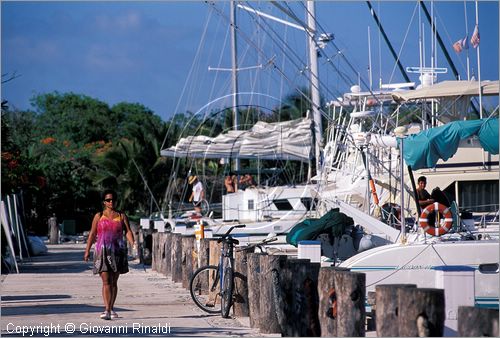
[2,1,498,122]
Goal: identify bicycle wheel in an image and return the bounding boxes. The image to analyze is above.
[200,199,210,217]
[221,261,234,318]
[189,265,220,314]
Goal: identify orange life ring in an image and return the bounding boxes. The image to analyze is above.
[419,202,453,236]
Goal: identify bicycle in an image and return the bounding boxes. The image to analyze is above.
[189,225,278,317]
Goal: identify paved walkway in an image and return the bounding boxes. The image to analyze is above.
[1,243,265,337]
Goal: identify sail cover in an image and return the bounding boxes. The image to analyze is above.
[401,118,499,170]
[160,117,312,162]
[391,80,500,101]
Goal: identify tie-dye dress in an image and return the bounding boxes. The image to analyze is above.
[93,213,129,274]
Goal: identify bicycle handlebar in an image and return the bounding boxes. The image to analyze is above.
[217,224,246,243]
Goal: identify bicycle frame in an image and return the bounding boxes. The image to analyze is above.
[219,240,235,292]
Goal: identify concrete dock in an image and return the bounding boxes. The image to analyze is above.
[1,243,268,337]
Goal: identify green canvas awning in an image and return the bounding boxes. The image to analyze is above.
[400,118,499,170]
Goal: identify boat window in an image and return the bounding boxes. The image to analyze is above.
[273,199,293,211]
[301,197,318,211]
[458,180,499,213]
[248,199,254,210]
[478,263,499,274]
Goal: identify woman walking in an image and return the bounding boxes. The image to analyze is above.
[84,189,135,320]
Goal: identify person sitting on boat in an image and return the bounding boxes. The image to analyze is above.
[239,173,256,190]
[224,172,237,193]
[188,175,205,214]
[417,176,434,208]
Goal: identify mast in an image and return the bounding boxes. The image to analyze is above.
[474,0,482,118]
[230,0,240,171]
[306,0,322,174]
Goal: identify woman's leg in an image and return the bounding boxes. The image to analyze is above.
[111,273,120,311]
[100,271,113,312]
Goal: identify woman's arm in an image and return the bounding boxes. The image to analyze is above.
[122,213,135,247]
[84,213,99,261]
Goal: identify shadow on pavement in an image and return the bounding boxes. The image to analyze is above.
[2,294,72,302]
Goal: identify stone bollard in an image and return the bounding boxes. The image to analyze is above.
[458,306,499,337]
[317,266,349,337]
[398,288,445,337]
[48,215,58,244]
[247,252,264,328]
[375,284,417,337]
[233,247,250,317]
[334,270,366,337]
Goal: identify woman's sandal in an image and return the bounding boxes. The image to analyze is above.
[100,311,111,320]
[110,311,118,319]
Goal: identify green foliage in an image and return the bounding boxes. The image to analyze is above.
[2,92,171,234]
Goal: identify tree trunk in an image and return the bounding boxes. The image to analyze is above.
[48,216,58,244]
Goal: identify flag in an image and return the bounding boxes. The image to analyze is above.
[470,25,480,48]
[453,36,468,53]
[453,39,463,53]
[462,36,469,50]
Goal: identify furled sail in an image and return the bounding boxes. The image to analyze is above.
[160,117,312,162]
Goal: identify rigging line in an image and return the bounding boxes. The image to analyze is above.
[286,2,357,98]
[388,2,419,85]
[365,1,413,87]
[434,8,468,76]
[365,243,437,288]
[209,3,330,120]
[161,6,215,151]
[240,1,346,107]
[298,2,386,105]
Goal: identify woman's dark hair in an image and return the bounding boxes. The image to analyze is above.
[101,189,117,201]
[417,176,427,183]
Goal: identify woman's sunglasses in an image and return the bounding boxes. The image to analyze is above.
[104,198,114,203]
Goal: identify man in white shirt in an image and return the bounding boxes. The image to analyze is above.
[188,176,205,214]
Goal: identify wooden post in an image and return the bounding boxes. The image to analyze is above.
[458,306,499,337]
[171,234,183,283]
[209,239,221,267]
[247,252,263,328]
[164,232,172,276]
[397,288,445,337]
[182,236,195,289]
[375,284,417,337]
[151,232,158,271]
[334,270,366,337]
[280,259,321,337]
[259,254,288,334]
[158,233,168,274]
[233,248,250,317]
[48,215,58,244]
[317,266,349,337]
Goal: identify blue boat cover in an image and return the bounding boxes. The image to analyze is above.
[400,118,499,170]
